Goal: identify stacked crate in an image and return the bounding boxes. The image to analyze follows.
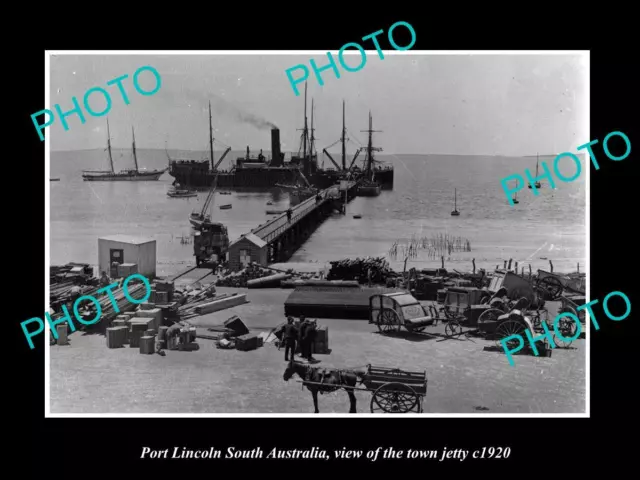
[313,325,329,354]
[154,280,174,304]
[135,308,162,331]
[106,326,127,348]
[129,319,152,348]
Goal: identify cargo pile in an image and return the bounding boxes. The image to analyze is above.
[50,263,97,309]
[326,257,396,284]
[215,264,274,288]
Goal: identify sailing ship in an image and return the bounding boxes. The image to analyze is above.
[512,180,520,204]
[451,189,460,216]
[356,111,382,197]
[82,121,166,181]
[528,154,542,189]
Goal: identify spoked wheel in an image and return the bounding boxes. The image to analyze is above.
[377,309,400,334]
[495,320,527,349]
[478,308,504,335]
[553,317,577,348]
[445,319,462,337]
[537,276,564,301]
[370,382,420,413]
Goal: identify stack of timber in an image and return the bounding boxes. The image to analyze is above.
[51,282,146,328]
[326,257,396,284]
[281,279,360,289]
[50,263,98,309]
[215,263,275,288]
[284,285,404,320]
[177,291,247,320]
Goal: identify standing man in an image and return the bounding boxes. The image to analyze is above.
[281,316,298,361]
[304,319,317,361]
[298,315,309,358]
[286,208,293,223]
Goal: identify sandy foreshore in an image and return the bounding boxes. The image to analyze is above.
[49,284,586,414]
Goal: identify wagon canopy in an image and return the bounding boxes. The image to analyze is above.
[369,292,428,324]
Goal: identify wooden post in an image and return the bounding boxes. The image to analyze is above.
[528,264,532,280]
[441,256,445,269]
[472,258,476,274]
[521,266,524,276]
[515,261,518,271]
[508,258,513,270]
[503,260,507,269]
[549,260,553,273]
[577,262,580,273]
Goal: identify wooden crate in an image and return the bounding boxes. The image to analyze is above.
[235,333,260,351]
[106,327,126,348]
[139,336,155,354]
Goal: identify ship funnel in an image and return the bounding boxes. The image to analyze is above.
[271,128,283,166]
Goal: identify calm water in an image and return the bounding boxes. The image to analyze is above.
[50,149,586,276]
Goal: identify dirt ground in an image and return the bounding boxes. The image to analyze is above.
[49,286,586,414]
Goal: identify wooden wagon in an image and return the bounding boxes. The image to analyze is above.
[362,365,428,413]
[369,292,438,334]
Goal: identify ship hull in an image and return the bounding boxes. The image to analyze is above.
[82,170,165,181]
[169,165,300,188]
[357,184,381,196]
[374,168,394,189]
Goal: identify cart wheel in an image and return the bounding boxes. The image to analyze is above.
[537,276,563,300]
[445,320,462,337]
[478,308,503,330]
[377,309,400,334]
[553,317,577,348]
[370,382,420,413]
[495,320,527,349]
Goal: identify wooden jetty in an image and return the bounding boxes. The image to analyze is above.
[227,182,358,270]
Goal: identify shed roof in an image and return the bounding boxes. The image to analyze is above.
[99,234,156,245]
[230,233,267,249]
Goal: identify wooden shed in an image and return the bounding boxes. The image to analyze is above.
[227,233,268,271]
[98,235,156,279]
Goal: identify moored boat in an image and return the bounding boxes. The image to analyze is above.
[219,204,232,210]
[82,122,165,181]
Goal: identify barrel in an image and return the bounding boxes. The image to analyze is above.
[247,273,290,289]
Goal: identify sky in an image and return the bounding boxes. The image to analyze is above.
[48,53,587,156]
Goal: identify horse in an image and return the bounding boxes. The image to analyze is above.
[283,360,365,413]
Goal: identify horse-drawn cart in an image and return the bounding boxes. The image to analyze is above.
[284,361,428,413]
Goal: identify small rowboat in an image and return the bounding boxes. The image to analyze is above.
[168,189,197,198]
[353,214,362,219]
[219,204,232,210]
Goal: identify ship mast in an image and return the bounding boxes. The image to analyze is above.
[209,101,215,171]
[341,100,346,171]
[303,82,308,159]
[106,119,114,173]
[309,99,316,158]
[131,126,139,172]
[360,111,382,180]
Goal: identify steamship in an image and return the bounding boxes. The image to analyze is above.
[168,102,301,189]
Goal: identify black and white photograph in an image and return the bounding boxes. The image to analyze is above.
[46,51,588,415]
